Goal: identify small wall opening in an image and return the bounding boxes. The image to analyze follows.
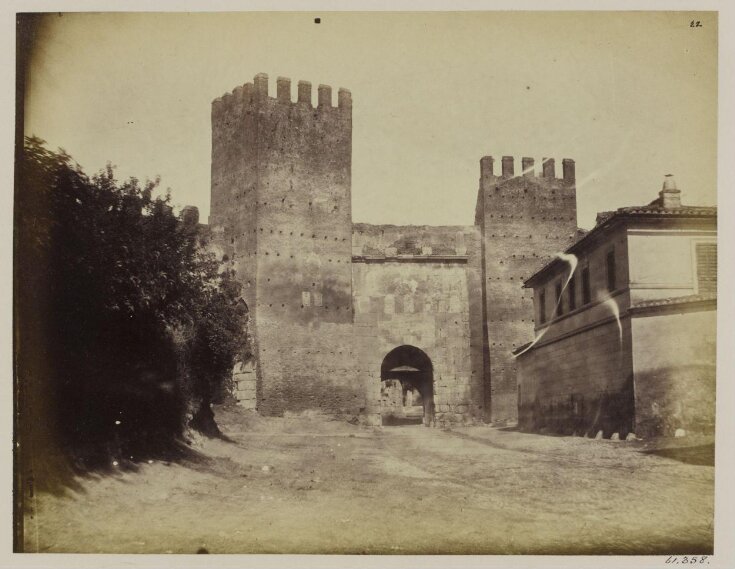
[380,345,434,426]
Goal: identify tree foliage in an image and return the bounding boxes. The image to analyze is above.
[15,137,246,463]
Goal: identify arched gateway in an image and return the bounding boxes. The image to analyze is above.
[380,346,435,426]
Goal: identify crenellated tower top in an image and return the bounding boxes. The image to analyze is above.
[212,72,352,116]
[479,155,575,184]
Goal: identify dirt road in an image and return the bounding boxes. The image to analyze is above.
[25,406,714,554]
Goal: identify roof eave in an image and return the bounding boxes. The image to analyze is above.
[523,209,717,288]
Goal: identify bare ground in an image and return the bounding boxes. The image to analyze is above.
[24,405,714,554]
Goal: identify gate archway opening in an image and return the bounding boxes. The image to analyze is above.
[380,345,434,426]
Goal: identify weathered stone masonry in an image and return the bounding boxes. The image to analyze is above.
[210,74,358,417]
[208,73,580,424]
[351,224,485,426]
[474,156,578,421]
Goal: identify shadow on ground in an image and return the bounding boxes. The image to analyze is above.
[28,428,234,497]
[382,416,423,426]
[23,407,715,554]
[640,443,714,467]
[494,424,520,432]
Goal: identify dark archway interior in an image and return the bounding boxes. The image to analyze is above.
[380,346,434,426]
[380,345,432,378]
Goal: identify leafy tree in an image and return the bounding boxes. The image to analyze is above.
[15,137,246,465]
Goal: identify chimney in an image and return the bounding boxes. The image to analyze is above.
[659,174,681,208]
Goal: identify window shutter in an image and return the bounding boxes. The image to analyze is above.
[696,243,717,294]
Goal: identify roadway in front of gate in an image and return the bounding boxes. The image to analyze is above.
[26,405,714,554]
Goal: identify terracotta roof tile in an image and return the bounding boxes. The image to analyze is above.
[524,201,717,287]
[631,293,717,309]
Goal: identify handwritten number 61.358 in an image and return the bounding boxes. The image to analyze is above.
[665,556,709,564]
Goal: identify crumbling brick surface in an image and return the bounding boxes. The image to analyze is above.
[210,75,358,416]
[209,76,578,425]
[475,156,578,422]
[352,251,482,426]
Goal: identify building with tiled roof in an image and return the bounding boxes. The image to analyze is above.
[514,176,717,438]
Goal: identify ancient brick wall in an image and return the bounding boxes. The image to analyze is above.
[351,224,483,426]
[210,74,360,417]
[209,76,590,424]
[631,302,716,438]
[475,156,578,422]
[232,362,257,409]
[516,315,634,438]
[209,82,260,313]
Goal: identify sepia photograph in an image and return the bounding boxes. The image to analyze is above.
[7,5,732,564]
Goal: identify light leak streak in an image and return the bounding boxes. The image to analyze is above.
[513,252,578,358]
[584,296,624,434]
[519,164,535,177]
[603,296,623,344]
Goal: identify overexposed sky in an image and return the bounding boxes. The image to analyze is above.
[24,11,717,229]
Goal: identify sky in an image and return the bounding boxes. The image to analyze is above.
[23,11,717,229]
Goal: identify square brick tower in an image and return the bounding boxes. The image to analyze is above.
[475,156,578,422]
[209,73,360,416]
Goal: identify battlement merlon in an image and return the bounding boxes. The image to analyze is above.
[212,73,351,114]
[562,159,576,183]
[277,76,291,102]
[478,155,576,184]
[212,81,253,117]
[499,156,512,177]
[298,80,311,103]
[521,157,535,178]
[338,88,352,110]
[480,156,495,177]
[254,72,268,101]
[542,157,555,178]
[318,84,332,108]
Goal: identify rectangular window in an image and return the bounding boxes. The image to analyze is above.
[582,267,591,304]
[555,281,563,316]
[696,243,717,293]
[539,290,546,324]
[312,291,323,307]
[568,274,576,310]
[606,250,616,292]
[302,291,311,306]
